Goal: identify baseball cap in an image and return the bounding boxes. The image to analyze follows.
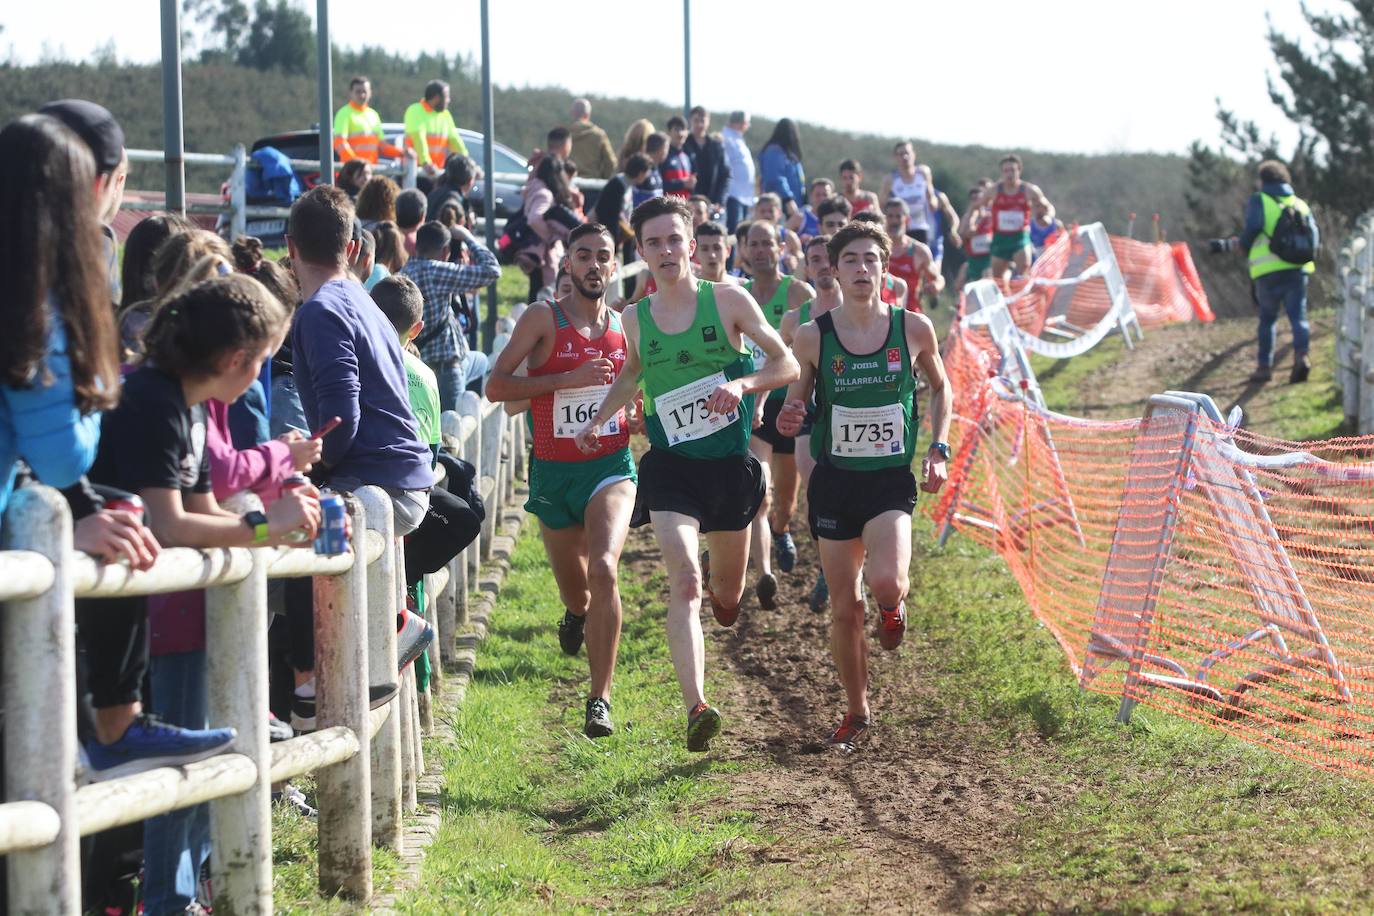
[38,99,126,175]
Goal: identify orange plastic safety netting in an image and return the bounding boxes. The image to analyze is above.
[983,228,1214,340]
[930,335,1374,776]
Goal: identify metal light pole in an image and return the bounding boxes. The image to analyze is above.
[480,0,499,351]
[159,0,186,215]
[316,0,333,184]
[683,0,692,117]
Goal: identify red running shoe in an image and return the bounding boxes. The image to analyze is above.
[877,601,906,650]
[826,714,870,751]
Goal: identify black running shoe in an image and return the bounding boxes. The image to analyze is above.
[559,610,587,656]
[584,697,613,738]
[686,702,722,752]
[756,573,778,610]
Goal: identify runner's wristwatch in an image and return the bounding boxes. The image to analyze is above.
[928,442,951,460]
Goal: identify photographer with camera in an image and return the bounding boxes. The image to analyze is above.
[1212,160,1318,384]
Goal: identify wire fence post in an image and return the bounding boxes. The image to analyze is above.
[314,496,373,900]
[2,487,79,915]
[206,549,272,914]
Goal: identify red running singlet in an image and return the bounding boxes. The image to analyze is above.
[887,240,925,311]
[528,301,630,461]
[991,184,1030,237]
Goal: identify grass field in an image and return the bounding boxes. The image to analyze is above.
[386,536,783,914]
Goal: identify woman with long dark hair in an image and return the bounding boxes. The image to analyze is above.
[759,117,807,217]
[120,213,195,311]
[0,114,122,520]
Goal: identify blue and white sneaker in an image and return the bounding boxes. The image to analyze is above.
[84,715,236,782]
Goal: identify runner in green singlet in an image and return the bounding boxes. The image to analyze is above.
[776,221,953,752]
[742,221,814,605]
[577,196,799,752]
[778,234,843,612]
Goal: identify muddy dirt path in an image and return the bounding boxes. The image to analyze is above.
[617,525,1055,914]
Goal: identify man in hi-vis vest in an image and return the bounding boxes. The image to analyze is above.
[1235,160,1317,384]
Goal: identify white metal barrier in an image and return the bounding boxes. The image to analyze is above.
[1336,214,1374,433]
[0,398,523,913]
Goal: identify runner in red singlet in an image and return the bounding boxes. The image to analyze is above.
[839,158,880,215]
[957,181,994,289]
[972,153,1054,283]
[881,200,940,311]
[486,223,638,738]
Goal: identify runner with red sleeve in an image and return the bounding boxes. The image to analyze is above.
[486,222,637,739]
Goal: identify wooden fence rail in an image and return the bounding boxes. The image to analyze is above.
[0,396,525,914]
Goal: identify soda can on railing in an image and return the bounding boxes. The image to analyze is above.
[104,494,145,522]
[315,492,349,556]
[281,474,314,544]
[103,494,146,566]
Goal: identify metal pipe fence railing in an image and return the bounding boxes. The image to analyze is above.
[0,397,522,913]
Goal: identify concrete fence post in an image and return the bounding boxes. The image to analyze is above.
[356,487,402,852]
[206,547,272,915]
[314,496,373,901]
[2,487,79,916]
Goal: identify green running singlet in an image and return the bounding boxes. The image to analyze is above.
[743,274,794,403]
[811,306,918,471]
[639,279,755,459]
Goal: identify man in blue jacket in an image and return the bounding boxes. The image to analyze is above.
[1235,160,1318,384]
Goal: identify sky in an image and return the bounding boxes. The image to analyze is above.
[0,0,1339,156]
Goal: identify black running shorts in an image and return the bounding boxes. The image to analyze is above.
[807,463,917,541]
[750,397,796,454]
[631,447,766,533]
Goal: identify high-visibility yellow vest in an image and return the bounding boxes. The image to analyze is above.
[1248,192,1315,279]
[331,102,403,164]
[402,100,468,169]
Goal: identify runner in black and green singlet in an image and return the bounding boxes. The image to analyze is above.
[577,196,798,753]
[741,221,814,607]
[776,222,953,753]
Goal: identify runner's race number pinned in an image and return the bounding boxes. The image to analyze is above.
[655,371,738,446]
[830,403,904,458]
[742,335,767,371]
[996,210,1025,233]
[554,385,621,438]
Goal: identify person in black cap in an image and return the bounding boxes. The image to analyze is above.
[38,99,129,306]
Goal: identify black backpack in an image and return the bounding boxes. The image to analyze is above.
[1268,196,1318,265]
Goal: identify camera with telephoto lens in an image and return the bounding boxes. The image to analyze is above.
[1207,237,1240,254]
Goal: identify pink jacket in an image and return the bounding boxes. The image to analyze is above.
[205,398,294,502]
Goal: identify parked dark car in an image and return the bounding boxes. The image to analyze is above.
[237,125,527,245]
